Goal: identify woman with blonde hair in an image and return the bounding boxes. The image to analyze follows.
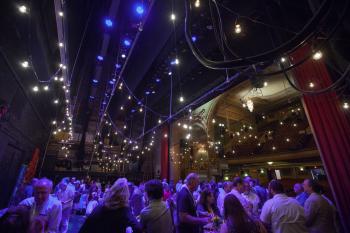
[79,178,142,233]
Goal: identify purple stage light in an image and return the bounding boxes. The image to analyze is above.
[136,5,144,15]
[97,55,103,61]
[115,63,121,69]
[191,36,197,42]
[92,79,98,84]
[124,39,131,47]
[105,19,113,27]
[156,78,161,82]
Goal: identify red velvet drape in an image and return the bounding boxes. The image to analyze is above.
[290,45,350,231]
[24,148,40,183]
[160,125,169,180]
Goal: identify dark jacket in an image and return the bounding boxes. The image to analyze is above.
[176,187,200,233]
[79,205,142,233]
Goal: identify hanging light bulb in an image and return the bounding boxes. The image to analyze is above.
[32,86,39,92]
[53,99,59,104]
[309,82,315,88]
[280,57,286,63]
[158,119,162,124]
[194,0,200,7]
[343,102,349,109]
[58,42,64,47]
[58,11,64,17]
[21,61,29,68]
[234,24,242,34]
[212,119,216,124]
[170,13,176,21]
[43,85,49,91]
[264,81,268,87]
[312,51,322,60]
[179,96,184,102]
[18,5,27,13]
[139,107,143,113]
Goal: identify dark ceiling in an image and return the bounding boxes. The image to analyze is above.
[1,0,349,146]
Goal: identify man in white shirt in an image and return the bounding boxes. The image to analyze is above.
[229,177,252,213]
[242,180,260,216]
[303,179,337,233]
[56,180,75,233]
[19,178,62,233]
[260,180,308,233]
[217,181,232,216]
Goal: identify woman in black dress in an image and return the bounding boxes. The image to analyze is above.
[79,178,142,233]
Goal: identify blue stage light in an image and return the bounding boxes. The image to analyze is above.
[97,55,103,61]
[109,80,115,85]
[124,39,131,47]
[136,5,144,15]
[92,79,98,84]
[115,64,121,69]
[191,36,197,42]
[156,78,161,83]
[105,19,113,27]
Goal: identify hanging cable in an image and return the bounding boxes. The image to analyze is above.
[185,0,332,69]
[281,62,350,95]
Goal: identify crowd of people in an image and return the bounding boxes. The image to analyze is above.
[0,173,340,233]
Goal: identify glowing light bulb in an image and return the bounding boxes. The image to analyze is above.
[194,0,200,7]
[158,119,162,124]
[179,96,184,102]
[212,119,216,123]
[54,99,59,104]
[32,86,39,92]
[43,85,49,91]
[343,102,349,109]
[234,24,242,34]
[170,13,176,21]
[309,82,314,88]
[264,81,268,87]
[18,5,27,13]
[58,42,64,47]
[312,51,322,60]
[286,138,290,142]
[58,11,64,17]
[21,61,29,68]
[139,107,143,113]
[280,57,286,63]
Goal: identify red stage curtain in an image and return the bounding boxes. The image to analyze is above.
[290,44,350,231]
[160,125,169,180]
[24,148,40,183]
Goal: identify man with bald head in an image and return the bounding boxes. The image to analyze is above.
[19,178,62,233]
[176,173,210,233]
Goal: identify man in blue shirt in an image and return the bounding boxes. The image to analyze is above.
[294,183,308,206]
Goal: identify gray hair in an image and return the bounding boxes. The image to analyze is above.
[185,173,199,185]
[34,178,53,190]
